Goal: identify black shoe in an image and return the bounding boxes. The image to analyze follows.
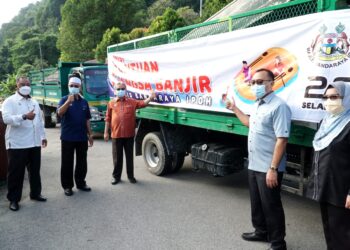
[9,201,19,211]
[111,178,120,185]
[266,247,286,250]
[64,188,73,196]
[30,195,47,202]
[242,232,268,242]
[128,177,137,184]
[77,185,91,192]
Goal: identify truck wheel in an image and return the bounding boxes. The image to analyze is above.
[41,108,56,128]
[44,116,56,128]
[171,153,185,173]
[44,113,56,128]
[142,132,171,176]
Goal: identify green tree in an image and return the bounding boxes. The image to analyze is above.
[173,0,200,10]
[201,0,233,20]
[0,0,64,82]
[148,8,185,34]
[176,6,199,25]
[10,29,59,72]
[58,0,146,61]
[147,0,175,21]
[95,27,122,62]
[120,33,131,43]
[0,74,17,98]
[17,64,35,76]
[0,42,14,81]
[36,0,66,33]
[129,28,148,40]
[0,2,41,45]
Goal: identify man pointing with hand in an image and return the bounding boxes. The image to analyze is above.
[226,69,291,250]
[2,76,47,211]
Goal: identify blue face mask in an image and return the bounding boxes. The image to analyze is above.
[116,90,126,98]
[69,87,80,95]
[251,84,266,99]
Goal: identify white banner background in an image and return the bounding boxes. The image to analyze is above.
[108,9,350,123]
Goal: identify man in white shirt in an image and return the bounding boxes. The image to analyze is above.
[2,76,47,211]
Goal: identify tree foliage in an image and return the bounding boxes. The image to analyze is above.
[0,74,17,98]
[95,27,122,63]
[148,0,175,21]
[0,0,63,84]
[177,6,199,25]
[148,8,185,34]
[57,0,147,61]
[0,0,215,96]
[201,0,234,20]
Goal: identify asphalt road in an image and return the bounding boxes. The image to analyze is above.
[0,127,325,250]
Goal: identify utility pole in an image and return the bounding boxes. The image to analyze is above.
[200,0,203,17]
[38,38,43,71]
[34,33,44,71]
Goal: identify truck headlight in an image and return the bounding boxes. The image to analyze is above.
[90,106,102,121]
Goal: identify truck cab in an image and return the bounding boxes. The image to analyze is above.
[30,61,110,134]
[70,66,109,133]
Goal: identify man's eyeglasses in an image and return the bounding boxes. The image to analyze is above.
[69,85,80,88]
[321,95,343,100]
[116,88,125,91]
[248,79,272,86]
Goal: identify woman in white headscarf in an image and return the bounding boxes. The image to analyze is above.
[306,81,350,250]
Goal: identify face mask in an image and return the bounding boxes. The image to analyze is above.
[19,86,31,96]
[69,87,80,95]
[251,84,266,99]
[116,90,126,98]
[324,98,344,115]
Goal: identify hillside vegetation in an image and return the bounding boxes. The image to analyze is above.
[0,0,233,97]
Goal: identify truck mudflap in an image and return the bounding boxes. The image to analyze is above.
[191,143,244,177]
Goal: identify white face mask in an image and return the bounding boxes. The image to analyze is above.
[19,86,31,96]
[69,87,80,95]
[324,98,344,115]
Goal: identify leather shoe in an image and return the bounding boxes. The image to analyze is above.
[9,201,19,211]
[64,188,73,196]
[111,178,120,185]
[30,195,47,202]
[266,247,286,250]
[242,232,268,242]
[77,185,91,192]
[128,177,137,184]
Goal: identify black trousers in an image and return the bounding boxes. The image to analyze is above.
[320,202,350,250]
[61,140,88,189]
[248,170,286,250]
[112,137,134,179]
[7,147,42,202]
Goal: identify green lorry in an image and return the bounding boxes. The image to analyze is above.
[29,61,109,133]
[107,0,350,196]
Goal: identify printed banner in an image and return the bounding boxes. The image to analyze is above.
[108,9,350,123]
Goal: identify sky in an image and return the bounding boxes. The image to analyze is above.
[0,0,39,27]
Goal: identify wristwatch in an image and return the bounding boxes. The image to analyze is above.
[270,165,278,171]
[22,114,27,120]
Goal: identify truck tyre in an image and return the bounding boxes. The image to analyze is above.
[41,107,56,128]
[44,116,56,128]
[171,153,185,173]
[142,132,171,176]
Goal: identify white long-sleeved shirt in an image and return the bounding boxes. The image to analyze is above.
[2,92,46,149]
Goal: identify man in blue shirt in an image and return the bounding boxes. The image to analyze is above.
[227,68,291,250]
[57,75,93,196]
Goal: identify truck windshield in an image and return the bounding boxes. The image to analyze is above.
[84,69,109,96]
